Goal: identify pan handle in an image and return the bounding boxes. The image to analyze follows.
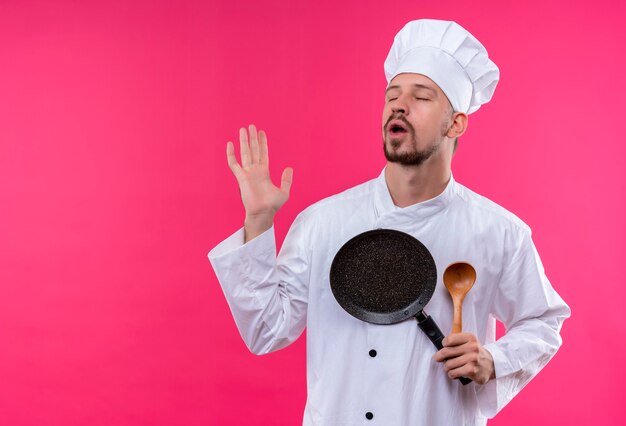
[415,311,472,386]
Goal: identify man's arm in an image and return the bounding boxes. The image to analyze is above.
[436,226,569,416]
[209,125,309,355]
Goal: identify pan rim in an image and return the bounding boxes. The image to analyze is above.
[329,228,437,325]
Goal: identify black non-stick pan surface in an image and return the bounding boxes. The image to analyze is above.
[330,229,471,385]
[330,229,436,324]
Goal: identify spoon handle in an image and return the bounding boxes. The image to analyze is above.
[451,295,465,334]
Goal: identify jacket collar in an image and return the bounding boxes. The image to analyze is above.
[373,167,456,224]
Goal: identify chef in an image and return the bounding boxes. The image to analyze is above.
[209,19,570,425]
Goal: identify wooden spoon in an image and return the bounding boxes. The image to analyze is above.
[443,262,476,334]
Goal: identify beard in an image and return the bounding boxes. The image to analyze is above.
[382,114,448,166]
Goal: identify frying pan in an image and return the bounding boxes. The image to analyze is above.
[330,229,471,385]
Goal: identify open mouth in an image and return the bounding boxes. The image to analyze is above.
[388,119,409,135]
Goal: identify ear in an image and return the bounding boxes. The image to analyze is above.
[446,112,468,138]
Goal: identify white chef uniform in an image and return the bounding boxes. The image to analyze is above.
[209,170,571,425]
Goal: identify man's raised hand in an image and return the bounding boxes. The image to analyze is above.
[226,124,293,242]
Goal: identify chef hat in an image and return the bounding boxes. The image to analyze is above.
[384,19,499,114]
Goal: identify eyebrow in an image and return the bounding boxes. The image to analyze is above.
[385,84,437,95]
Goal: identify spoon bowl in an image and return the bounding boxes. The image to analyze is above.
[443,262,477,334]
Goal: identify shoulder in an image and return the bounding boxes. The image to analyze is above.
[297,176,378,221]
[452,181,531,235]
[282,177,378,249]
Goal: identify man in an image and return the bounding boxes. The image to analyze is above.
[209,19,570,425]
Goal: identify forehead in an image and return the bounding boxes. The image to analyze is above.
[386,73,444,96]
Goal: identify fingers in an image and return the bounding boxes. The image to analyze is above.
[249,124,260,164]
[281,167,293,194]
[443,352,485,382]
[433,343,477,381]
[239,124,264,167]
[442,352,474,372]
[239,127,251,167]
[259,130,269,166]
[447,362,477,381]
[231,125,284,183]
[443,333,475,347]
[226,141,242,179]
[434,339,478,361]
[432,333,494,383]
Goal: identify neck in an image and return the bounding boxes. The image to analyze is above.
[385,158,451,208]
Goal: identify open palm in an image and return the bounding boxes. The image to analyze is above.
[227,124,293,240]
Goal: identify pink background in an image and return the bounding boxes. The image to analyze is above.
[1,0,624,424]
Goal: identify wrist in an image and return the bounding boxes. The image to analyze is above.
[244,213,275,243]
[483,347,496,382]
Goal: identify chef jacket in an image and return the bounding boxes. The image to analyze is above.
[209,169,570,426]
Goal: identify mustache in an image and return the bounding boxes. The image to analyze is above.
[384,113,415,134]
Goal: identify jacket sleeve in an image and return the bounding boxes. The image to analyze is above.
[208,214,311,355]
[475,226,571,417]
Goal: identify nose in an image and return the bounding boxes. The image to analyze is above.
[392,105,406,114]
[391,94,409,115]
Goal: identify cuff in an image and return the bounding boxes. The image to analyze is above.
[208,226,275,260]
[474,342,507,418]
[208,226,277,295]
